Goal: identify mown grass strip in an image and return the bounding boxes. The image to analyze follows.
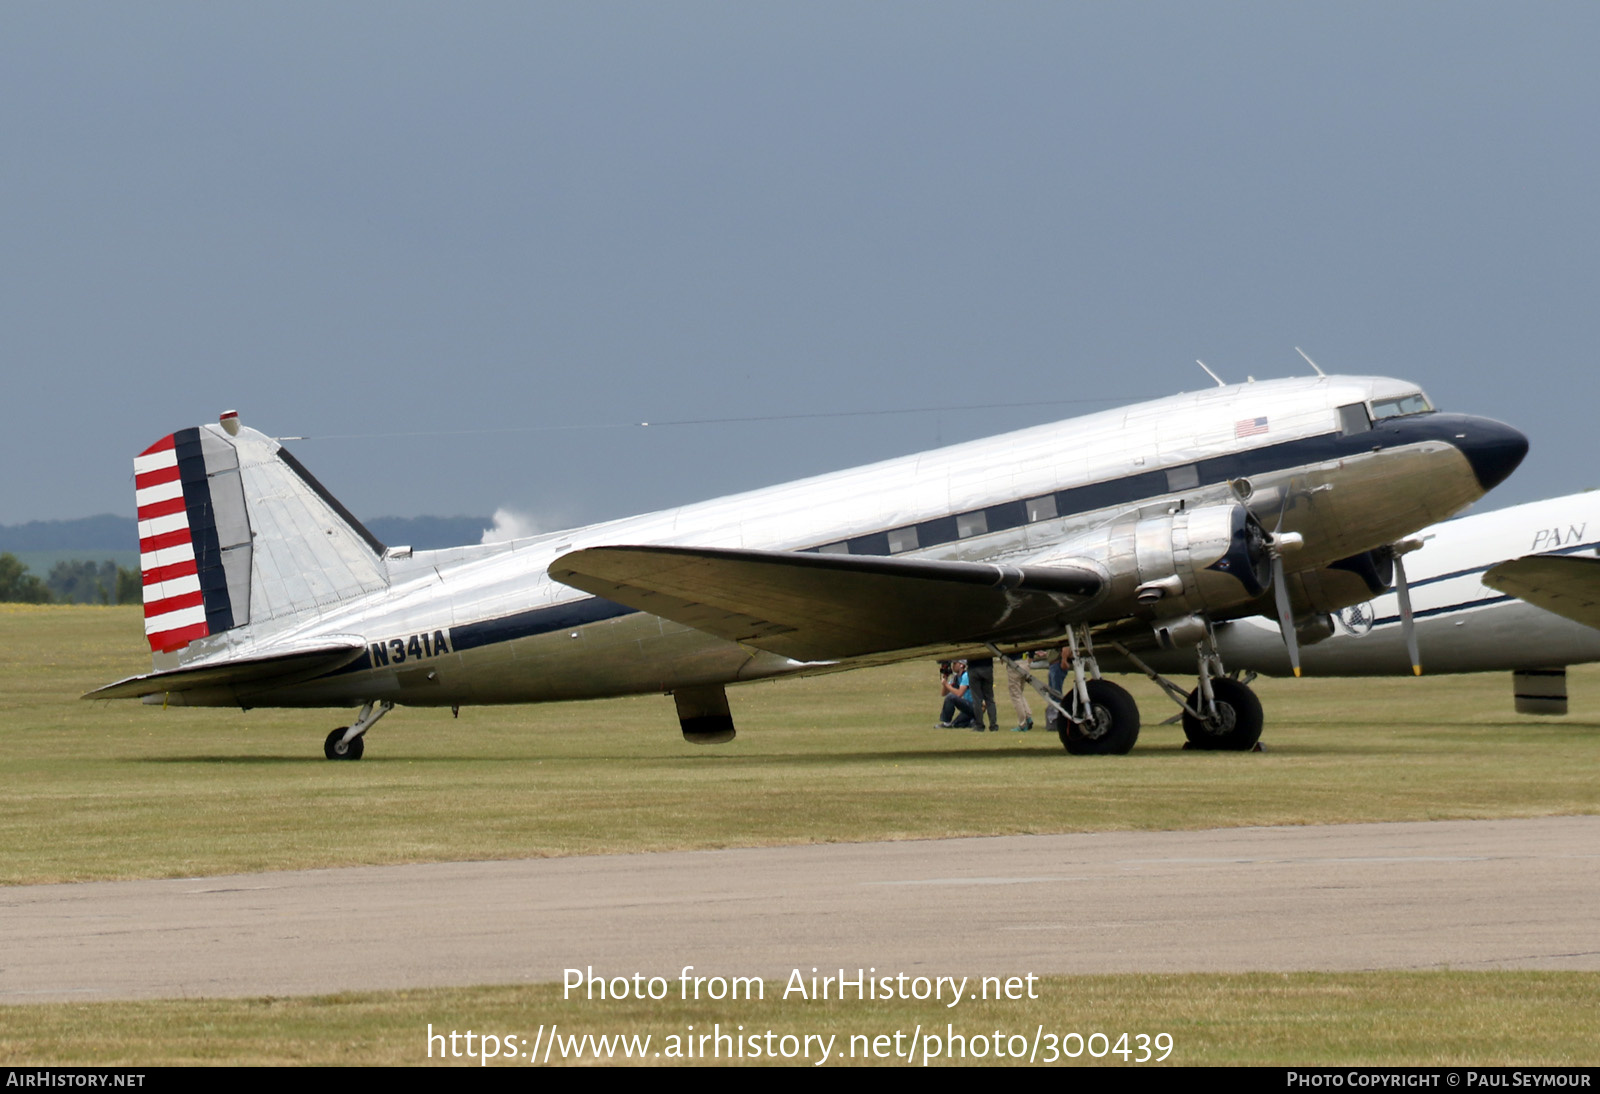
[4,606,1597,885]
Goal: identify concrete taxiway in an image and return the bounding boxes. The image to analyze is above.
[4,816,1598,1003]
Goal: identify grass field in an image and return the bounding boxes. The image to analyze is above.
[6,605,1598,885]
[3,605,1598,1065]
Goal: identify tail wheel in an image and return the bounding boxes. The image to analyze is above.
[324,728,365,761]
[1181,678,1263,751]
[1060,679,1141,755]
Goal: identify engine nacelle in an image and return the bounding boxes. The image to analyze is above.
[1132,504,1271,612]
[1278,548,1393,618]
[1038,503,1271,623]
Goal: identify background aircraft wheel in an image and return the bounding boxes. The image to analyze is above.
[1059,679,1140,755]
[324,728,364,761]
[1181,678,1263,751]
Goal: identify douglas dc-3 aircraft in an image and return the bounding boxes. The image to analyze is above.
[88,373,1528,759]
[1114,489,1600,715]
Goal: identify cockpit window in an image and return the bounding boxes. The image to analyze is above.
[1338,403,1371,435]
[1370,392,1433,419]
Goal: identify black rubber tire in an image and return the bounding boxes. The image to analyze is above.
[1059,679,1141,755]
[324,728,365,761]
[1181,678,1264,751]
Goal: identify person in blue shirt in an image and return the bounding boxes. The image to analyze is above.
[937,660,975,728]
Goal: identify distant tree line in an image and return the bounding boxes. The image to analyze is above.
[1,514,493,553]
[0,554,141,604]
[0,514,496,604]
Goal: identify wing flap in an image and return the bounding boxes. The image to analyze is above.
[550,545,1104,661]
[84,641,367,700]
[1483,555,1600,631]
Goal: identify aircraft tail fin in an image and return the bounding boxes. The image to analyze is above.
[135,415,389,657]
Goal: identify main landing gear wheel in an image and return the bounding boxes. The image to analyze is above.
[324,728,364,761]
[1181,677,1263,751]
[1059,679,1141,755]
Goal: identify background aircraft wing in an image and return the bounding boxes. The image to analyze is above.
[1482,555,1600,631]
[84,640,367,700]
[551,545,1104,661]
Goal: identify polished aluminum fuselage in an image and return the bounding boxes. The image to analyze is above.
[155,375,1517,709]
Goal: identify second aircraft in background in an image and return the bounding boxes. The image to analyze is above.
[1117,490,1600,716]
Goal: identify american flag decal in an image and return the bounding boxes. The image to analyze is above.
[1235,416,1268,438]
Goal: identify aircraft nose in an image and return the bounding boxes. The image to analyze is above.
[1455,416,1529,491]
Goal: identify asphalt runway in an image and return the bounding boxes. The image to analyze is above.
[4,816,1598,1003]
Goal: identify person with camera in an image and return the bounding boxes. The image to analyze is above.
[937,659,975,728]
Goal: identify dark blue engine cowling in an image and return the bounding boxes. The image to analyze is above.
[1228,548,1394,628]
[1206,506,1272,597]
[1327,549,1393,597]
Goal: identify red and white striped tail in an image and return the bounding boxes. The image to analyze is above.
[131,416,390,658]
[135,434,209,653]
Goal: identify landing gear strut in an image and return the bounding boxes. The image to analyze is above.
[1107,622,1266,753]
[990,627,1141,755]
[324,700,393,761]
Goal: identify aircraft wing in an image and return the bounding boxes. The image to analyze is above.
[84,640,368,700]
[1483,555,1600,631]
[550,545,1104,661]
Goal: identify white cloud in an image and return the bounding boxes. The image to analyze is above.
[480,507,543,544]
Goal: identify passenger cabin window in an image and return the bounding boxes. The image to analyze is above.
[956,511,988,539]
[886,527,919,554]
[1165,464,1199,492]
[1338,403,1372,435]
[1370,393,1433,420]
[1026,495,1057,522]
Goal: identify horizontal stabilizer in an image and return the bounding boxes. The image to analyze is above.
[550,545,1104,661]
[84,641,367,701]
[1483,555,1600,631]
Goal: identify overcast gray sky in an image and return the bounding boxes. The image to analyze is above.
[3,2,1596,533]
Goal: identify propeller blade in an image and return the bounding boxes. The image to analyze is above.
[1271,553,1301,677]
[1394,553,1420,676]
